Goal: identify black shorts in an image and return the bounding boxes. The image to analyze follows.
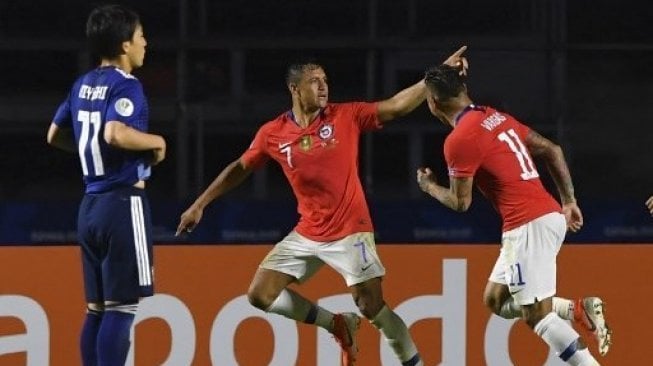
[77,186,154,303]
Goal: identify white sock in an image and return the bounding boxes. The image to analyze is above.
[498,298,522,319]
[499,297,575,321]
[534,312,599,365]
[567,349,601,366]
[266,289,334,330]
[370,305,421,365]
[553,297,575,321]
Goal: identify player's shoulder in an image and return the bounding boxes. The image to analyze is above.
[257,111,290,133]
[324,101,369,113]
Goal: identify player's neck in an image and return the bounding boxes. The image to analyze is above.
[291,106,321,128]
[99,57,133,74]
[449,97,474,127]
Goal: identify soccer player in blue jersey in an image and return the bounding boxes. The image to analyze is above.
[46,5,166,366]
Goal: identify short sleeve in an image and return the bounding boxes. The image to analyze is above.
[240,125,270,169]
[105,79,144,128]
[444,134,482,178]
[512,119,531,140]
[349,102,381,132]
[53,94,72,128]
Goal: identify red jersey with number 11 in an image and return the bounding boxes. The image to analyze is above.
[241,102,381,241]
[444,105,561,231]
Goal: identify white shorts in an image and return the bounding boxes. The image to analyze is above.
[259,231,386,286]
[488,212,567,305]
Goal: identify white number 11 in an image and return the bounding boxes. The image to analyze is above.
[77,110,105,176]
[497,129,539,180]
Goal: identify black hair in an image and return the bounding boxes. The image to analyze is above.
[285,59,324,86]
[424,64,466,102]
[86,4,140,59]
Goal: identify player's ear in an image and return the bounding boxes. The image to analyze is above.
[288,83,297,94]
[121,40,131,55]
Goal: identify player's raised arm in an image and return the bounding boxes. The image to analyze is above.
[377,45,468,123]
[176,158,253,235]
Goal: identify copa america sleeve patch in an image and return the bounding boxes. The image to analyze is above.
[115,98,135,117]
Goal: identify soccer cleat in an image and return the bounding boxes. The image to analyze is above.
[574,297,612,356]
[332,312,361,365]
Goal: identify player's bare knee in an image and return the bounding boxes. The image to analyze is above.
[483,294,502,315]
[247,288,274,311]
[354,296,384,319]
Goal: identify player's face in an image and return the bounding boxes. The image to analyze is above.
[296,67,328,111]
[125,24,147,70]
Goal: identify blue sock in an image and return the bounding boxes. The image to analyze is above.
[80,310,103,366]
[96,310,135,366]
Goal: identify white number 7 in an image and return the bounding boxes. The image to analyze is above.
[279,143,294,168]
[497,129,539,180]
[77,110,105,176]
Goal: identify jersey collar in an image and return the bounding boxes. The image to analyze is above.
[454,104,480,127]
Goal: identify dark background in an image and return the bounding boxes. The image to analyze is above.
[1,0,651,243]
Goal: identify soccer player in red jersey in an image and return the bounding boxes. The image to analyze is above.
[417,64,612,364]
[176,47,468,366]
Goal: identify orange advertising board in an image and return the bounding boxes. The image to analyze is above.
[0,244,647,365]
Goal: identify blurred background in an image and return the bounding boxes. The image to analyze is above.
[1,0,651,244]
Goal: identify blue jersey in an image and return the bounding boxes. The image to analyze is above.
[53,66,151,193]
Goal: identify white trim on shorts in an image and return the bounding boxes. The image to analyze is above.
[130,196,152,286]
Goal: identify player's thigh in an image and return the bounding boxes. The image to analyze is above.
[318,232,386,287]
[101,188,154,302]
[501,212,566,306]
[78,194,105,303]
[259,231,325,283]
[483,280,511,311]
[248,267,297,305]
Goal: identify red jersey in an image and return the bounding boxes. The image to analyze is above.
[444,105,561,231]
[241,102,381,241]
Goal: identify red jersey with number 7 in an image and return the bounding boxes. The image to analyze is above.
[444,105,561,232]
[240,102,381,241]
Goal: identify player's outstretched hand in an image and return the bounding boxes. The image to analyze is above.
[442,45,469,76]
[562,201,583,233]
[416,167,437,194]
[176,205,203,236]
[646,196,653,216]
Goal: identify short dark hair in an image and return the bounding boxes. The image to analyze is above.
[285,59,324,86]
[86,4,140,59]
[424,64,466,102]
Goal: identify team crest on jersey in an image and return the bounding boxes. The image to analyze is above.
[318,123,334,140]
[300,135,312,151]
[115,98,134,117]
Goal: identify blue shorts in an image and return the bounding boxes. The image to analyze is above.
[77,186,154,303]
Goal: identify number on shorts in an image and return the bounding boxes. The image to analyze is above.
[509,263,526,286]
[353,241,368,263]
